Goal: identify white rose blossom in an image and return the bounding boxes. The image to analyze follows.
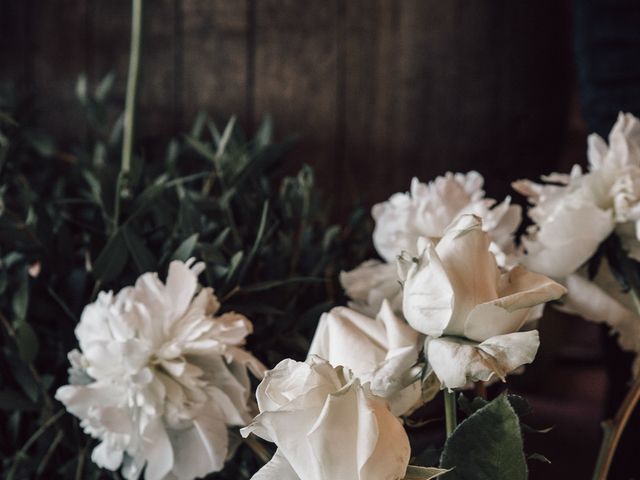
[308,301,438,416]
[240,356,411,480]
[341,172,522,315]
[400,214,567,390]
[514,112,640,363]
[55,259,265,480]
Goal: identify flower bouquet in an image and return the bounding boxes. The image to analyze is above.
[4,1,640,480]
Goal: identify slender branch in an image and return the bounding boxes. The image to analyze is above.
[592,376,640,480]
[443,390,457,438]
[7,409,65,480]
[114,0,143,227]
[592,284,640,479]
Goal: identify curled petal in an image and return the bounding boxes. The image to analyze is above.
[464,266,566,342]
[426,331,540,390]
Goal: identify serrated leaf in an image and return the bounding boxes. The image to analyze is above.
[440,395,528,480]
[92,229,128,282]
[172,233,199,262]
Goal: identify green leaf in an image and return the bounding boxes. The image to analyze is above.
[225,251,244,283]
[404,466,451,480]
[11,268,29,321]
[255,116,273,147]
[95,71,115,101]
[15,321,39,364]
[527,453,550,464]
[440,395,528,480]
[92,229,129,282]
[172,233,199,262]
[123,227,157,274]
[240,277,323,293]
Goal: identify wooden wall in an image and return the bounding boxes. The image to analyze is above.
[0,1,574,217]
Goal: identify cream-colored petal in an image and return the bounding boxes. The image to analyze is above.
[463,266,566,342]
[426,331,539,390]
[308,308,387,375]
[402,241,454,337]
[252,450,300,480]
[521,201,613,278]
[434,215,499,336]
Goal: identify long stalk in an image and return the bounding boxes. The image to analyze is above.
[444,390,457,437]
[114,0,143,227]
[592,286,640,479]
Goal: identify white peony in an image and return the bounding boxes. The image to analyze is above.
[308,301,437,416]
[399,215,566,390]
[514,112,640,365]
[342,172,521,315]
[240,356,411,480]
[55,259,265,480]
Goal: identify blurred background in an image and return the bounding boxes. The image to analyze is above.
[2,0,640,478]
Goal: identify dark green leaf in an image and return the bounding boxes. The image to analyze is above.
[92,229,128,282]
[123,227,156,274]
[172,233,199,262]
[15,321,39,364]
[440,395,528,480]
[0,389,37,411]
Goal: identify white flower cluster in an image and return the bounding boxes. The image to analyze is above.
[243,187,565,479]
[341,172,522,316]
[56,260,264,480]
[515,112,640,366]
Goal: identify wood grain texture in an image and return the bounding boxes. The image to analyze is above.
[253,0,339,203]
[30,0,87,141]
[0,1,573,217]
[180,0,249,129]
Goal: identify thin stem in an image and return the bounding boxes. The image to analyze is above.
[114,0,143,228]
[7,409,65,480]
[592,376,640,480]
[444,390,457,437]
[592,285,640,479]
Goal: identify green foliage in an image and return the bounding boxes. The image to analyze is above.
[0,79,370,479]
[439,395,528,480]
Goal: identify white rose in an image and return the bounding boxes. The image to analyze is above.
[342,172,521,315]
[56,259,265,480]
[400,215,566,390]
[240,357,411,480]
[308,301,436,416]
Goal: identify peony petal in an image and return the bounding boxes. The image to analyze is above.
[165,260,199,321]
[521,201,613,278]
[340,260,402,316]
[142,418,174,480]
[463,266,566,342]
[170,407,228,479]
[91,441,124,471]
[558,272,640,352]
[252,449,301,480]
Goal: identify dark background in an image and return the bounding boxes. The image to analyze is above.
[2,1,639,478]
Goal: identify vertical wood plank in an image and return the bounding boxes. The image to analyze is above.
[180,0,249,129]
[0,0,33,91]
[253,0,339,202]
[29,0,87,141]
[341,0,572,213]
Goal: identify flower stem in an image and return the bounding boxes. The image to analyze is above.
[592,375,640,480]
[444,390,457,437]
[592,285,640,479]
[114,0,143,228]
